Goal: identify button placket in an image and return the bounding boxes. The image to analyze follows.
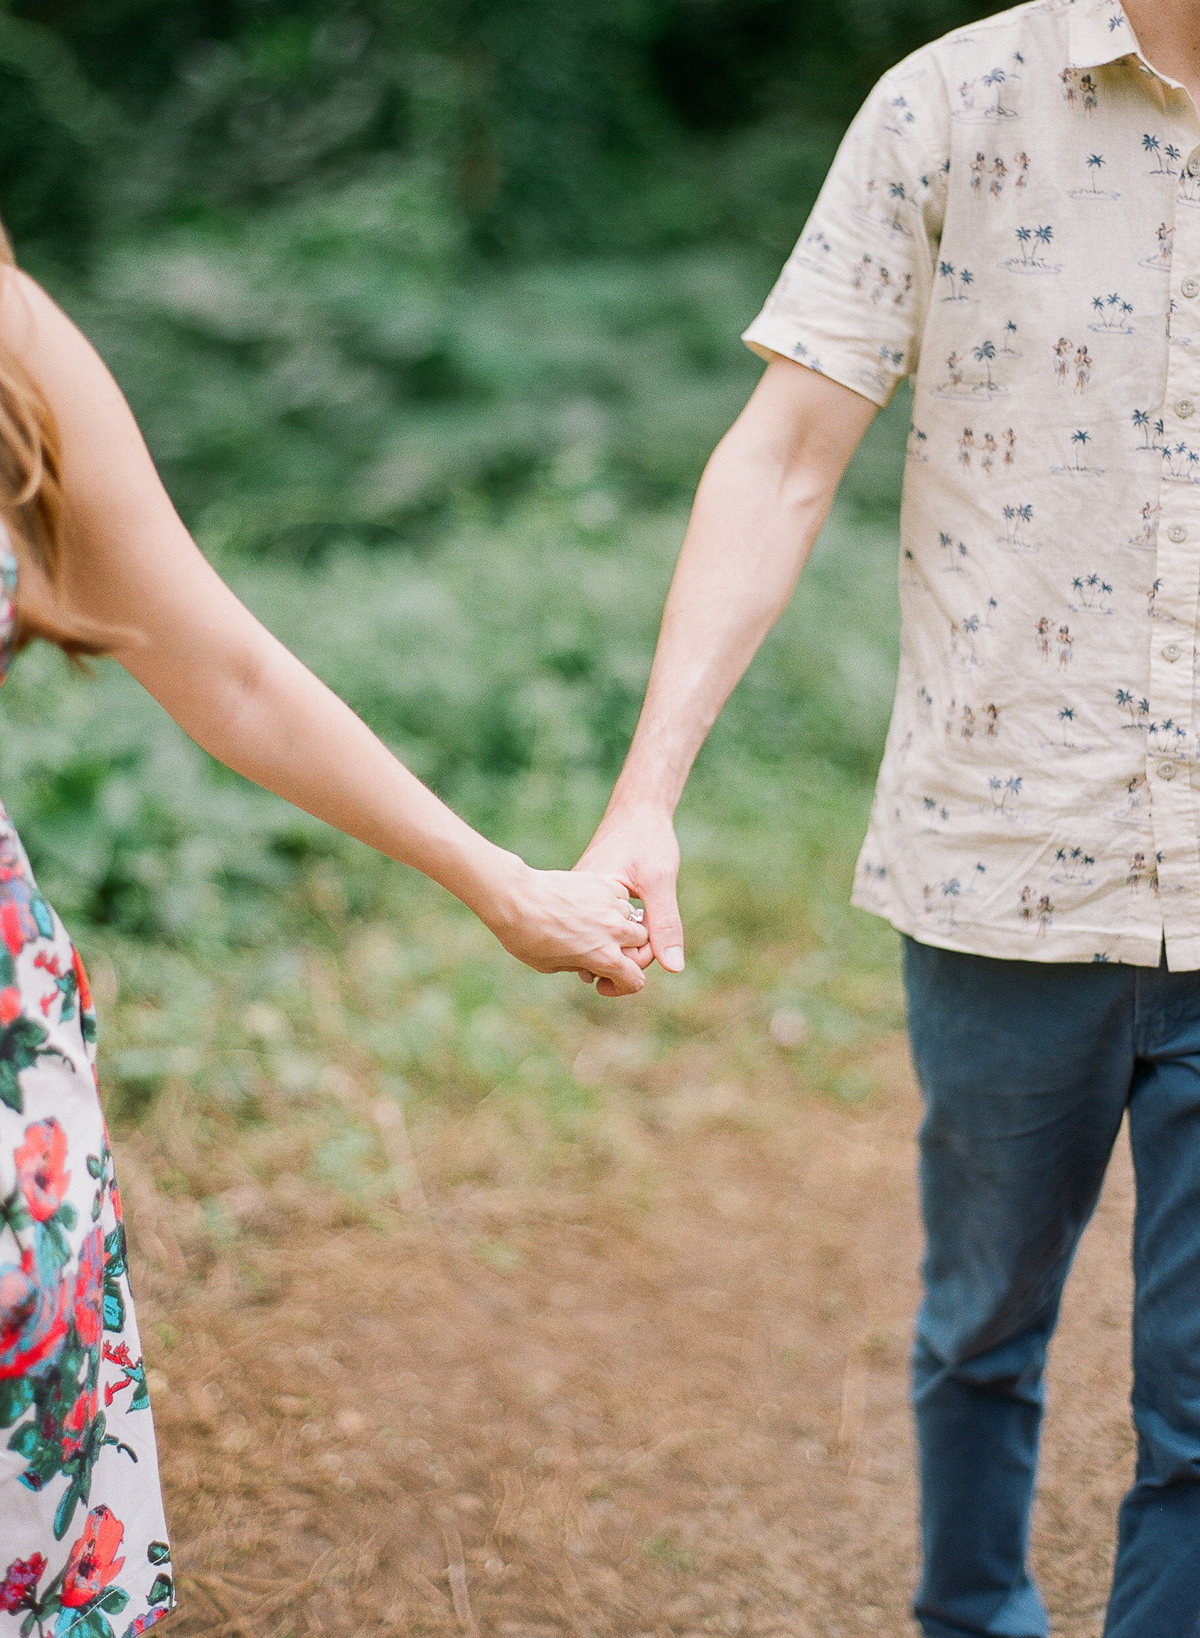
[1150,149,1200,958]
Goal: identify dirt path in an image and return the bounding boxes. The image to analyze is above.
[125,1035,1135,1638]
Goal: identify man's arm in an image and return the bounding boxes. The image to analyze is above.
[578,357,878,989]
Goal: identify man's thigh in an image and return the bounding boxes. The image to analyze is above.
[902,938,1136,1361]
[1125,969,1200,1473]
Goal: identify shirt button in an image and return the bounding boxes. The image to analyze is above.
[1164,641,1184,661]
[1168,522,1189,542]
[1159,760,1179,780]
[1178,399,1197,419]
[1188,153,1200,177]
[1185,276,1200,298]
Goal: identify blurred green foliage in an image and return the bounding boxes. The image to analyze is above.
[0,1,991,1132]
[2,0,995,555]
[4,0,997,262]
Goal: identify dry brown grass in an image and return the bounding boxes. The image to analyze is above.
[116,1031,1135,1638]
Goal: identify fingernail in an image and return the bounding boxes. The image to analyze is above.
[662,947,685,972]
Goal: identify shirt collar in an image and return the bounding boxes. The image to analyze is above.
[1067,0,1139,70]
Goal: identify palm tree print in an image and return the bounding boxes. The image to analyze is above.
[1001,502,1036,549]
[1006,224,1059,273]
[1071,152,1116,197]
[977,66,1017,118]
[1114,690,1150,731]
[938,530,969,571]
[1070,573,1113,613]
[1132,408,1156,449]
[972,338,998,391]
[1054,428,1103,475]
[907,424,929,461]
[1163,441,1198,481]
[883,179,911,236]
[938,267,975,306]
[1059,705,1076,745]
[1052,846,1096,883]
[1089,292,1134,332]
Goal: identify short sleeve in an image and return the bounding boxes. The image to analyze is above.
[742,53,949,406]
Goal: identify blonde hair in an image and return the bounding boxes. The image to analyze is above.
[0,220,109,659]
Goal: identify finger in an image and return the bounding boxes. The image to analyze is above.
[577,969,596,985]
[601,873,640,900]
[616,918,650,950]
[588,946,646,997]
[640,878,685,972]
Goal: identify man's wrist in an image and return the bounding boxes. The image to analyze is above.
[600,788,678,832]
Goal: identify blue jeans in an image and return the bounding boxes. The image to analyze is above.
[903,937,1200,1638]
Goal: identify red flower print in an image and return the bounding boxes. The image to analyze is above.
[0,899,23,957]
[62,1373,100,1460]
[0,986,20,1026]
[14,1117,71,1222]
[61,1505,125,1607]
[72,946,93,1015]
[0,1249,70,1379]
[74,1225,105,1349]
[0,1554,46,1613]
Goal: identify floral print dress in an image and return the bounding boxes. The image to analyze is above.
[0,543,174,1637]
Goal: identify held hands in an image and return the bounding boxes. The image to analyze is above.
[485,859,650,996]
[575,804,684,998]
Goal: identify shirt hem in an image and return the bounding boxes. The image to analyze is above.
[850,885,1172,968]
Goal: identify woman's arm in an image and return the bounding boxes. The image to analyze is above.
[0,270,648,993]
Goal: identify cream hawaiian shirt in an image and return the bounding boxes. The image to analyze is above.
[744,0,1200,968]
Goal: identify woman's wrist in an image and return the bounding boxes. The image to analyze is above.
[443,833,532,939]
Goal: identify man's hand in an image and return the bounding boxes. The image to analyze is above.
[575,804,682,995]
[573,361,877,1000]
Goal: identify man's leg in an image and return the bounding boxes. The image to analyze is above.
[1105,964,1200,1637]
[902,939,1135,1638]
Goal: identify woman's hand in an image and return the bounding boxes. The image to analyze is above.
[485,861,650,995]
